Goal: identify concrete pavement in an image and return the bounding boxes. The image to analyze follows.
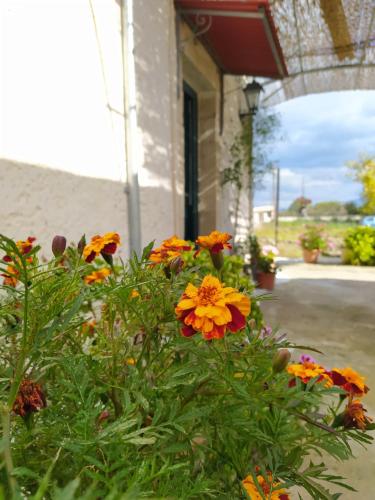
[261,260,375,498]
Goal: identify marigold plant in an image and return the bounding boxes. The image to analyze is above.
[0,232,373,499]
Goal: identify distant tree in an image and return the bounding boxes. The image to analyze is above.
[308,201,347,216]
[344,201,360,215]
[347,155,375,214]
[288,196,312,215]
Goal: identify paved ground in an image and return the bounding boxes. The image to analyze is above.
[260,260,375,499]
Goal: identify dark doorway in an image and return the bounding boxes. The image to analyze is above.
[183,81,198,241]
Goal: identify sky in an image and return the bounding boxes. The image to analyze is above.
[254,90,375,209]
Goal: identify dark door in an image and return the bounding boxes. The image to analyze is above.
[183,82,198,241]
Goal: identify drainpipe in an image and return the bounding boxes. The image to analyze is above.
[121,0,141,256]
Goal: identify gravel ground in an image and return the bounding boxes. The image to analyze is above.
[260,260,375,499]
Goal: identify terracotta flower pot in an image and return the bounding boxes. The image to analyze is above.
[302,248,320,264]
[257,271,276,291]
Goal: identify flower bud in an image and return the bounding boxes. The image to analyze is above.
[101,251,113,266]
[248,318,256,330]
[209,249,224,270]
[52,235,67,257]
[98,409,110,423]
[77,234,86,255]
[272,348,291,373]
[169,256,183,275]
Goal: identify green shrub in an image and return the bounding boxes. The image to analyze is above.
[0,232,373,498]
[343,226,375,265]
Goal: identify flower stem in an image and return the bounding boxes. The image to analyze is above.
[1,404,17,496]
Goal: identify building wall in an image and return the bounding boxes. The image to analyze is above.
[0,0,129,255]
[133,0,183,243]
[0,0,248,257]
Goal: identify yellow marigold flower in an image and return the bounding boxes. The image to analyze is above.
[175,275,250,340]
[126,357,136,366]
[130,289,140,299]
[287,360,332,387]
[329,367,369,397]
[149,235,191,264]
[84,267,111,285]
[242,473,290,500]
[196,230,232,254]
[83,233,120,263]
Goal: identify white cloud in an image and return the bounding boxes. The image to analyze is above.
[255,90,373,208]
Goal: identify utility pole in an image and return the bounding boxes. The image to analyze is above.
[274,166,280,246]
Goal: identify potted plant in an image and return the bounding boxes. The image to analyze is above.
[298,225,327,263]
[257,244,279,290]
[248,236,278,290]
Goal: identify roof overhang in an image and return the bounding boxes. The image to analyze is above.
[175,0,288,79]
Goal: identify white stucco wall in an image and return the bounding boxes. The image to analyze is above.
[0,0,247,256]
[0,159,128,256]
[0,0,184,254]
[0,0,130,255]
[133,0,184,242]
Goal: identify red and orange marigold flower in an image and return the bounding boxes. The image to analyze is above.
[12,379,46,417]
[2,236,36,287]
[329,367,369,397]
[242,472,290,500]
[81,320,96,336]
[84,267,111,285]
[175,275,250,340]
[83,233,120,263]
[149,236,191,265]
[342,400,372,430]
[15,236,36,257]
[196,230,232,254]
[287,359,333,387]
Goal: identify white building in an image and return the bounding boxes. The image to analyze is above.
[253,205,275,227]
[0,0,286,256]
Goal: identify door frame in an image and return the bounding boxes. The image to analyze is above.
[183,81,199,241]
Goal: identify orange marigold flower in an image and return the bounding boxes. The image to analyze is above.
[329,367,369,397]
[130,289,140,299]
[175,275,250,340]
[196,230,232,254]
[84,267,111,285]
[3,236,36,264]
[2,265,19,287]
[12,379,46,417]
[81,320,96,336]
[342,400,372,430]
[149,236,191,264]
[83,233,120,263]
[242,473,290,500]
[287,360,332,387]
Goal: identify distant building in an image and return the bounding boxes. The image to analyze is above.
[254,205,275,227]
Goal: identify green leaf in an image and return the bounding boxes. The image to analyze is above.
[53,478,80,500]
